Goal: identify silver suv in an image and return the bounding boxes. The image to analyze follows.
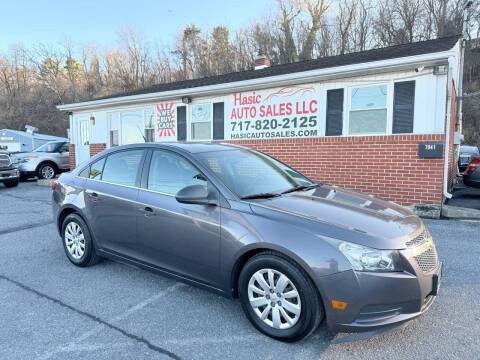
[16,141,70,180]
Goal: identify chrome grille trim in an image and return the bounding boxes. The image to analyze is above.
[407,228,438,273]
[0,154,11,168]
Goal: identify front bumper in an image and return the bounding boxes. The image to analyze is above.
[0,168,20,182]
[18,161,39,174]
[318,258,442,333]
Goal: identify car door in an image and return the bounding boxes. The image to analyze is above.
[136,149,222,287]
[57,142,70,170]
[83,149,146,257]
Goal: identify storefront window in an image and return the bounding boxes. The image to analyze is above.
[349,85,387,134]
[121,110,145,144]
[144,109,155,142]
[108,112,120,147]
[191,104,212,140]
[80,119,89,145]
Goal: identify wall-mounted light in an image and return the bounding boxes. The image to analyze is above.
[182,96,192,104]
[90,116,95,126]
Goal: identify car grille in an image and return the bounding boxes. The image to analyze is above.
[406,229,438,273]
[0,154,11,168]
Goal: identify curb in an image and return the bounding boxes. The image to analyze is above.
[441,205,480,219]
[37,179,55,187]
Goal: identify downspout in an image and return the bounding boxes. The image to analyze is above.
[457,2,472,142]
[443,57,454,200]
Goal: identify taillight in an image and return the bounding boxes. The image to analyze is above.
[52,180,59,191]
[466,157,480,174]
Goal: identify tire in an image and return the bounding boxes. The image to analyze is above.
[3,179,19,188]
[238,252,323,342]
[37,163,57,180]
[61,213,101,267]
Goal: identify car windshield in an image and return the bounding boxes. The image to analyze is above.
[197,149,314,198]
[34,142,62,153]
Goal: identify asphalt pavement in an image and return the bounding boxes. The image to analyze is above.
[0,181,479,360]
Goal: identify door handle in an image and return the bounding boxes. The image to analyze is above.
[139,206,155,216]
[86,191,99,201]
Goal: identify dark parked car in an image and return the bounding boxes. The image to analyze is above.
[52,143,442,342]
[458,145,479,173]
[463,155,480,188]
[0,150,19,187]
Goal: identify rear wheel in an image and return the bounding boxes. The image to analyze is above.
[62,213,101,267]
[238,252,323,342]
[38,163,57,179]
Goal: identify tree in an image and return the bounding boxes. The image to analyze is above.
[299,0,329,60]
[277,0,301,63]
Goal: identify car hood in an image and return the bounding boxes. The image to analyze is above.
[250,185,422,249]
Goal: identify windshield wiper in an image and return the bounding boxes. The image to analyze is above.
[241,192,281,200]
[281,183,320,194]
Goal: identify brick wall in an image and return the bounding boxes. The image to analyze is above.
[227,134,446,206]
[89,143,107,158]
[69,144,76,170]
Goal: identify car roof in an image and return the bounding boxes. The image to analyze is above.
[106,142,245,154]
[164,142,244,153]
[460,145,479,154]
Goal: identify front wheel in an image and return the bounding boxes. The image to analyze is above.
[238,252,323,342]
[38,163,57,179]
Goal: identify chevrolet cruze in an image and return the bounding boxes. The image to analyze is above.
[52,143,442,341]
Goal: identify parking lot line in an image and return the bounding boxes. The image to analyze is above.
[0,274,182,360]
[0,220,54,236]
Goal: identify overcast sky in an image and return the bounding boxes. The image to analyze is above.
[0,0,276,51]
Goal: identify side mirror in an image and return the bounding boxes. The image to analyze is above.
[175,184,217,205]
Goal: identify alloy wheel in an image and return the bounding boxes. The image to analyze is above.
[41,165,55,179]
[248,268,301,330]
[65,222,86,260]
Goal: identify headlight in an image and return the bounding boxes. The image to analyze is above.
[9,156,19,164]
[334,240,401,272]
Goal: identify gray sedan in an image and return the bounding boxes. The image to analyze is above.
[52,143,442,342]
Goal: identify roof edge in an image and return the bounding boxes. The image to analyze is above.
[58,40,459,112]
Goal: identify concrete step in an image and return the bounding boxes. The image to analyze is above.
[441,205,480,219]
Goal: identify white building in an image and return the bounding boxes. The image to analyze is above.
[58,35,462,208]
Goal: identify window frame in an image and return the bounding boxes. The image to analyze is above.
[78,148,147,189]
[107,107,161,147]
[187,102,213,142]
[142,148,211,197]
[79,119,90,145]
[346,83,393,136]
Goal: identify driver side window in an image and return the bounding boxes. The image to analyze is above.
[59,143,70,153]
[147,150,206,195]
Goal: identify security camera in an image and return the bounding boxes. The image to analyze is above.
[415,66,425,73]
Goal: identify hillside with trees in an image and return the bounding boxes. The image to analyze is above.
[0,0,478,145]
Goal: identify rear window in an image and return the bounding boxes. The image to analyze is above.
[460,146,480,155]
[102,150,144,187]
